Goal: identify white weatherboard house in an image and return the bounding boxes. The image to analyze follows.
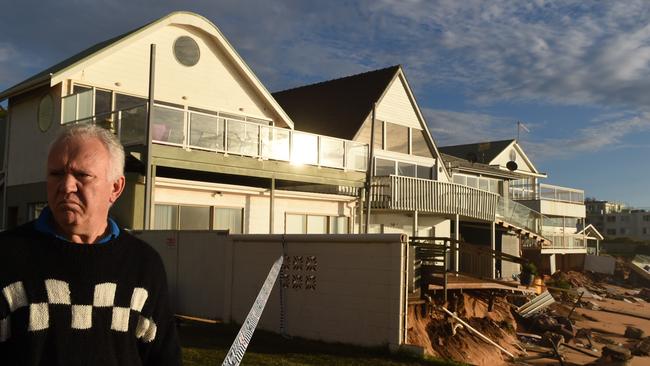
[440,140,594,274]
[0,11,369,234]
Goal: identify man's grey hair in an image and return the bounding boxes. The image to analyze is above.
[49,124,125,181]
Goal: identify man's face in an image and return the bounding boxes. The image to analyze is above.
[46,136,124,239]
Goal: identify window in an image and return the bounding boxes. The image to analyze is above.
[411,129,433,158]
[115,93,147,111]
[329,216,349,234]
[620,216,630,222]
[619,228,627,235]
[28,202,47,221]
[38,94,54,132]
[173,36,201,66]
[607,229,616,235]
[397,162,416,177]
[644,215,650,222]
[417,165,432,180]
[286,214,307,234]
[154,204,243,232]
[375,158,395,176]
[643,228,648,235]
[285,214,349,234]
[385,122,409,154]
[357,119,383,149]
[213,207,243,234]
[179,206,211,230]
[154,204,178,230]
[606,216,616,222]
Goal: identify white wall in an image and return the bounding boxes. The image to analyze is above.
[138,232,408,348]
[153,178,356,234]
[7,85,63,186]
[66,22,277,122]
[376,76,420,129]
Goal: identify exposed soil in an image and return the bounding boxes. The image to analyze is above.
[408,292,520,366]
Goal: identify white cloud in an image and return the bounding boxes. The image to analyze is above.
[423,108,516,146]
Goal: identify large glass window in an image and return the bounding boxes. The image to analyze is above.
[385,122,408,154]
[329,216,349,234]
[286,214,307,234]
[95,89,112,116]
[154,204,178,230]
[397,162,416,177]
[375,158,395,176]
[412,129,433,158]
[214,207,243,234]
[285,214,349,234]
[179,206,210,230]
[115,93,147,110]
[307,215,328,234]
[417,165,433,180]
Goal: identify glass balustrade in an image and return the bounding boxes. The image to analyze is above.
[58,98,368,172]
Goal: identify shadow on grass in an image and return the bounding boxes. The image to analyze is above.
[179,321,464,366]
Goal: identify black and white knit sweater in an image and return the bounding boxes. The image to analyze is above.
[0,223,181,365]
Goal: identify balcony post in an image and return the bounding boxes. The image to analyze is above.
[143,43,156,230]
[491,222,496,279]
[412,210,418,238]
[454,213,460,273]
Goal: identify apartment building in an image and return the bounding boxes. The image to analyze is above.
[586,200,650,241]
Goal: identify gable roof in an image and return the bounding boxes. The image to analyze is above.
[439,140,515,165]
[577,224,604,240]
[272,65,400,139]
[0,23,147,100]
[441,153,522,180]
[0,11,294,128]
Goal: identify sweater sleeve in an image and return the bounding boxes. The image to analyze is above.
[138,252,182,366]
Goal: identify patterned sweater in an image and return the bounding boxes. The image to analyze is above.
[0,223,181,365]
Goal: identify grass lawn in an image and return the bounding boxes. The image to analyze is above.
[179,321,463,366]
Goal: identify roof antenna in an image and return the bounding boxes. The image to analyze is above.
[517,121,530,141]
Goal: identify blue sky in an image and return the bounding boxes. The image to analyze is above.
[1,0,649,206]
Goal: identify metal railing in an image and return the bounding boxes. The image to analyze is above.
[61,101,369,172]
[510,182,585,204]
[370,176,499,221]
[541,234,587,249]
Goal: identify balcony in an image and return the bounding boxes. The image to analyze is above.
[511,182,586,218]
[60,98,369,175]
[370,175,499,221]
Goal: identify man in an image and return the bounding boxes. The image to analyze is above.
[0,124,181,365]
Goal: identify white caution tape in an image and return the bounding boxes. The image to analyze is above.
[222,256,283,366]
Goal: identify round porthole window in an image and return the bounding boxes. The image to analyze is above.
[38,94,54,132]
[173,36,200,67]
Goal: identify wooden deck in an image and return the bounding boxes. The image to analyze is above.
[427,273,535,293]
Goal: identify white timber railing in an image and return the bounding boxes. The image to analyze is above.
[370,176,499,222]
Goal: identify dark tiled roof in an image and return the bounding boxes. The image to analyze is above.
[441,153,521,179]
[0,21,150,100]
[272,65,400,139]
[439,139,515,165]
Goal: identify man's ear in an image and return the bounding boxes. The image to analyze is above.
[109,175,126,204]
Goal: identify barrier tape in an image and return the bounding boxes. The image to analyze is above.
[222,256,284,366]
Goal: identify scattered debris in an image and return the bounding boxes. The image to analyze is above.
[624,326,645,340]
[632,337,650,356]
[516,290,555,318]
[595,344,633,365]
